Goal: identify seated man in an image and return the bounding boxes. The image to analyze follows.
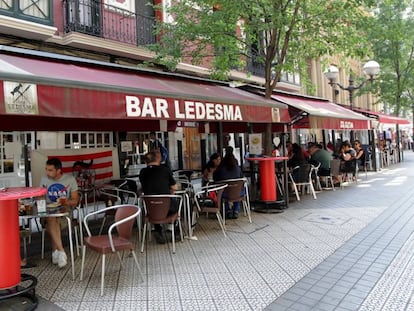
[309,144,332,176]
[41,157,79,268]
[139,150,178,244]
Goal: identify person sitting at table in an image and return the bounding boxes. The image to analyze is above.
[308,143,337,185]
[353,140,365,168]
[213,146,244,219]
[139,150,178,244]
[40,157,79,268]
[287,143,307,179]
[339,141,357,177]
[202,153,221,186]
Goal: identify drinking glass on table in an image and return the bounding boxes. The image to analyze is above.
[58,196,67,209]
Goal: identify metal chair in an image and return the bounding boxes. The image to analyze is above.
[41,199,83,258]
[341,158,358,183]
[217,178,252,224]
[80,204,144,296]
[194,184,228,237]
[173,170,195,182]
[140,194,183,253]
[98,187,138,235]
[363,147,373,178]
[288,164,317,201]
[310,162,322,191]
[175,178,197,239]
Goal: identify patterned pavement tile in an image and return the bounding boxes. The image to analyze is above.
[22,154,414,311]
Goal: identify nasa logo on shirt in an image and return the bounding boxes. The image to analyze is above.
[47,183,67,202]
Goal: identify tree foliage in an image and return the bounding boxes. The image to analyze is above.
[151,0,375,98]
[366,0,414,116]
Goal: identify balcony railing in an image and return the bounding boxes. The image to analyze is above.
[246,56,266,78]
[246,56,301,85]
[63,0,156,46]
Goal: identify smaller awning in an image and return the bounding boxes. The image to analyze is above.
[272,93,372,130]
[353,108,410,125]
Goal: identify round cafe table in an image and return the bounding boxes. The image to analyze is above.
[0,187,46,290]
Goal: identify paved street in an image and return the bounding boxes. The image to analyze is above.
[2,151,414,311]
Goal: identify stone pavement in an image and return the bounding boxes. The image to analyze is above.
[266,152,414,311]
[2,152,413,311]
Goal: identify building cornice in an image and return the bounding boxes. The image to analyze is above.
[47,32,155,61]
[0,15,57,40]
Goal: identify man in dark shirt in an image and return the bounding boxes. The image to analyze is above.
[139,150,178,243]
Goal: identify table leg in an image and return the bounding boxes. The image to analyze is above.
[65,216,75,280]
[183,193,197,240]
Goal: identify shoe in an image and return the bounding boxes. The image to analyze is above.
[154,231,166,244]
[52,249,59,264]
[232,212,239,219]
[57,251,67,268]
[226,214,234,220]
[166,229,181,241]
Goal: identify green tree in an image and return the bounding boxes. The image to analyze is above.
[151,0,375,98]
[367,0,414,116]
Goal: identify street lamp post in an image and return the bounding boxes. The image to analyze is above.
[324,61,380,169]
[324,61,380,110]
[412,104,414,152]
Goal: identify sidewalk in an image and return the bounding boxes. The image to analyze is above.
[266,153,414,311]
[3,152,414,311]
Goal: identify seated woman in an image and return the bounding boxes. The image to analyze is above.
[288,143,307,181]
[213,147,244,219]
[202,153,221,186]
[339,141,357,174]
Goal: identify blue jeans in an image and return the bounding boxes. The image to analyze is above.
[222,190,245,216]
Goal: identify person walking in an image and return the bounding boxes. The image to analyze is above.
[149,132,169,166]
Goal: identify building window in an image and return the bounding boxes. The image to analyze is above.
[105,0,134,12]
[0,131,35,175]
[0,0,53,25]
[64,132,113,149]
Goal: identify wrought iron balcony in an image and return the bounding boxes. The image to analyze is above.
[246,56,300,85]
[246,56,266,78]
[63,0,156,46]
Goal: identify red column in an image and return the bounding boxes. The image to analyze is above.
[0,199,20,289]
[259,160,277,201]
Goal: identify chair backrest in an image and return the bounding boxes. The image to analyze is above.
[141,194,181,224]
[114,205,140,240]
[295,164,312,183]
[342,158,357,173]
[175,170,194,181]
[215,185,226,211]
[330,159,341,176]
[221,179,245,202]
[196,184,228,212]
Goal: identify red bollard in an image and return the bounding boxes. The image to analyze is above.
[259,160,277,201]
[0,199,21,289]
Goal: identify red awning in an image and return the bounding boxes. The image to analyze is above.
[352,108,410,125]
[0,47,289,131]
[272,93,372,130]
